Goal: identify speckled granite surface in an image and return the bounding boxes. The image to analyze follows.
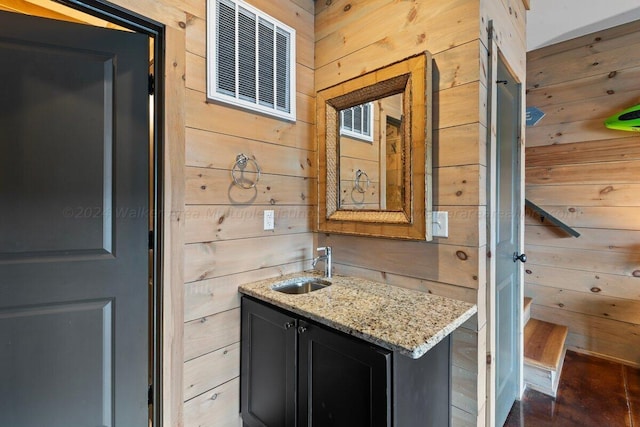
[238,272,477,359]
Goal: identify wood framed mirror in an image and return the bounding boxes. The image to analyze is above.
[317,53,432,240]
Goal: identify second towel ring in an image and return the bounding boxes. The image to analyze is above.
[354,169,370,193]
[232,153,261,189]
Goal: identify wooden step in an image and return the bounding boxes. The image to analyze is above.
[523,297,533,325]
[524,318,568,397]
[524,319,568,370]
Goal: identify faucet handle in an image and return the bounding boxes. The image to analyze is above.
[317,246,331,254]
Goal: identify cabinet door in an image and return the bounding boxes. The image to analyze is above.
[298,320,391,427]
[241,297,297,427]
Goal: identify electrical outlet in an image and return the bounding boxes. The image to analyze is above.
[264,210,275,231]
[432,211,448,238]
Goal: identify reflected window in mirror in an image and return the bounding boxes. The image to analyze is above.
[340,102,374,142]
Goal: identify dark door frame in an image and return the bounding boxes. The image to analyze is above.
[53,1,165,425]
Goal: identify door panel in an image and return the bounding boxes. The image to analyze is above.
[0,40,114,256]
[241,297,297,427]
[0,300,114,426]
[0,11,149,427]
[494,55,522,427]
[496,276,515,396]
[298,321,391,427]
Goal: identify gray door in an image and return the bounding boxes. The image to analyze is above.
[0,11,150,427]
[494,56,522,426]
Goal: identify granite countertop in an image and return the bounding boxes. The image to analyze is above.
[238,272,477,359]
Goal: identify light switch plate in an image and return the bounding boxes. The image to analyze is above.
[432,211,448,238]
[264,210,275,231]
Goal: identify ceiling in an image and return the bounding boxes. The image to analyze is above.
[2,0,639,54]
[527,0,640,51]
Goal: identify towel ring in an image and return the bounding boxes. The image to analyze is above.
[232,153,261,189]
[354,169,370,193]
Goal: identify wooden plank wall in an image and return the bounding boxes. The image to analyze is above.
[317,1,482,425]
[315,1,525,425]
[525,20,640,367]
[179,0,316,425]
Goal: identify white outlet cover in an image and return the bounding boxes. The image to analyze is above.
[264,210,275,231]
[432,211,448,238]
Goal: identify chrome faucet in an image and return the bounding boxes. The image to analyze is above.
[312,246,332,278]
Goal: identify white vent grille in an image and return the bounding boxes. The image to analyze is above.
[340,103,374,142]
[207,0,296,121]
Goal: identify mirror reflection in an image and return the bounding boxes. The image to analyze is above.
[339,93,404,211]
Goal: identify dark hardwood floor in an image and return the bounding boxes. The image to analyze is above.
[504,350,640,427]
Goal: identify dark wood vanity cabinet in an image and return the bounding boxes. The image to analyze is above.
[241,296,297,427]
[241,296,451,427]
[298,314,392,427]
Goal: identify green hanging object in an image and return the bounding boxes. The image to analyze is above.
[604,104,640,132]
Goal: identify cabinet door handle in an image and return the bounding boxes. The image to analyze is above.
[284,321,295,330]
[297,326,307,334]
